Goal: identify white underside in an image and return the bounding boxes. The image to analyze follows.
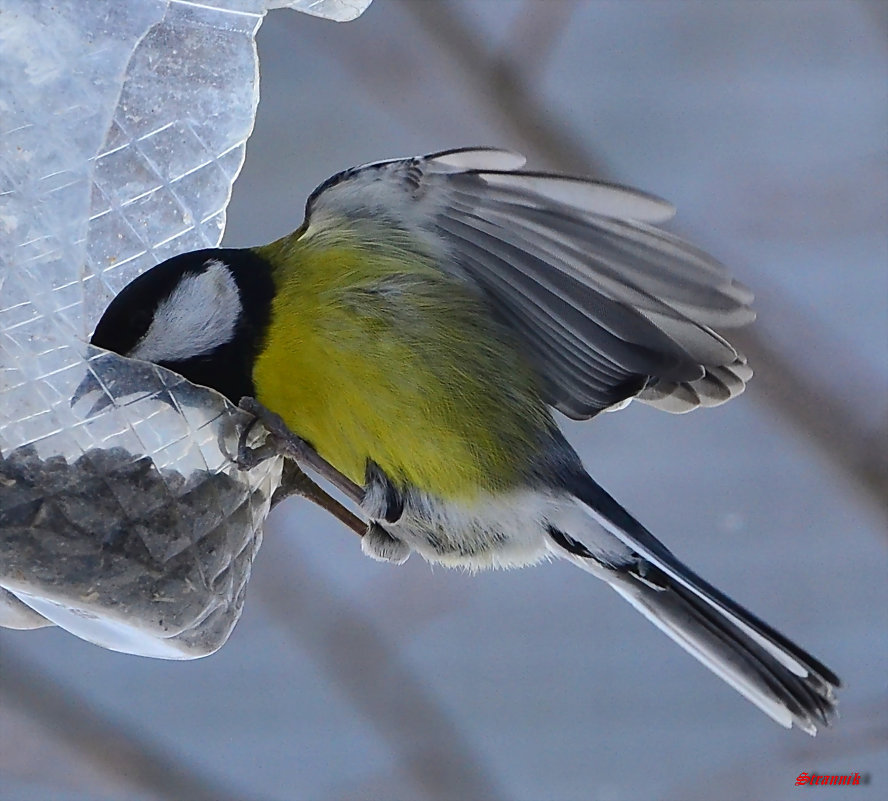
[373,488,631,571]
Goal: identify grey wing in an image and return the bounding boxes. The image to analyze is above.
[303,147,755,418]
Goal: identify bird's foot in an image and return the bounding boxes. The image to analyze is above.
[362,523,411,565]
[237,397,366,506]
[236,397,307,468]
[235,398,408,558]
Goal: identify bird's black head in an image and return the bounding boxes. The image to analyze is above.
[90,249,276,404]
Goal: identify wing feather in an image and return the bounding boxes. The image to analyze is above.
[467,170,677,223]
[463,199,743,366]
[302,148,755,417]
[447,194,741,362]
[437,213,702,379]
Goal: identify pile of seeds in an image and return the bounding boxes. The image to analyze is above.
[0,444,268,655]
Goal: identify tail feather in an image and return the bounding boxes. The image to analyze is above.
[611,562,834,733]
[552,473,840,734]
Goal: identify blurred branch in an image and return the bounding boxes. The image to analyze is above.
[253,531,506,801]
[395,0,603,174]
[730,326,888,523]
[397,0,888,521]
[0,649,246,801]
[500,0,580,83]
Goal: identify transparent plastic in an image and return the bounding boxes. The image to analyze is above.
[272,0,372,22]
[0,0,371,657]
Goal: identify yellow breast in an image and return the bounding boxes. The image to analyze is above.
[252,234,548,501]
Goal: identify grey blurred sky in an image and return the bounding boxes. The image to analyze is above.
[3,2,886,799]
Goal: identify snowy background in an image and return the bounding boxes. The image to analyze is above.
[2,2,886,799]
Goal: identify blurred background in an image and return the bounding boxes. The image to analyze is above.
[1,1,886,799]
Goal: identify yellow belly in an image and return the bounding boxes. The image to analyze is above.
[252,240,548,501]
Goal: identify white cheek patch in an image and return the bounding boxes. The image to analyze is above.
[130,259,242,362]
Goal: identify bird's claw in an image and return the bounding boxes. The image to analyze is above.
[238,397,288,441]
[235,397,305,471]
[236,396,318,469]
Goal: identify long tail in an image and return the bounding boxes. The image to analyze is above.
[548,473,840,734]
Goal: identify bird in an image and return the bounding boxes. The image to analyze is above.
[86,147,839,733]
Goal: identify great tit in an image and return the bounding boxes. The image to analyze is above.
[89,147,838,732]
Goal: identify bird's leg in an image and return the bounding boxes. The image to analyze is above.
[236,397,409,562]
[270,459,368,537]
[237,397,364,506]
